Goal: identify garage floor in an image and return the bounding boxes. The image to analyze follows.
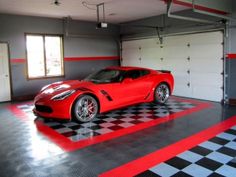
[0,96,236,177]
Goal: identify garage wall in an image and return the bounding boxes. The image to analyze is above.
[0,14,120,99]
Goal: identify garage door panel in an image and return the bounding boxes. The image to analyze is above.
[139,38,160,48]
[192,86,222,102]
[190,59,223,73]
[164,61,189,71]
[190,44,223,60]
[122,40,140,49]
[173,85,192,97]
[163,46,190,59]
[191,73,222,87]
[187,31,223,45]
[140,47,163,69]
[122,49,140,66]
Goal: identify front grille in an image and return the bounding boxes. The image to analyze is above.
[35,105,53,113]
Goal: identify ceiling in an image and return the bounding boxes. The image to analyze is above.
[0,0,188,24]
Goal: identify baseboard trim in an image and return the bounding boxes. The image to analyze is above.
[12,94,36,102]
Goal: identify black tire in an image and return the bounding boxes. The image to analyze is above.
[73,95,98,122]
[154,83,170,104]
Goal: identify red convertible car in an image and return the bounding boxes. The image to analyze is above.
[33,66,174,122]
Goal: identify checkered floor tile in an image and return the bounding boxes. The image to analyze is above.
[17,98,196,142]
[135,126,236,177]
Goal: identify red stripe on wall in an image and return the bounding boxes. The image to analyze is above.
[11,59,26,63]
[64,56,120,61]
[10,56,120,63]
[226,53,236,59]
[100,115,236,177]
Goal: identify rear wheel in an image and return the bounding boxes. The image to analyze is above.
[154,83,170,104]
[73,95,98,122]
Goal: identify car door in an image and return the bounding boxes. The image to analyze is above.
[122,69,153,102]
[99,69,153,110]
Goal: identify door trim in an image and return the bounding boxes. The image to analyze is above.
[0,42,12,102]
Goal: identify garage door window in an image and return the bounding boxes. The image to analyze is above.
[26,34,64,79]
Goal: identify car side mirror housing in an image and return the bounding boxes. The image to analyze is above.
[122,78,132,84]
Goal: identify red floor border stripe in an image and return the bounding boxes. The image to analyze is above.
[99,115,236,177]
[8,97,212,152]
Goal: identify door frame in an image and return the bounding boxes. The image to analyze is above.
[0,41,12,102]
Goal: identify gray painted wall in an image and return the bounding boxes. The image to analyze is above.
[0,14,120,98]
[227,1,236,100]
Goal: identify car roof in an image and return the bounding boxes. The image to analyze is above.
[106,66,152,71]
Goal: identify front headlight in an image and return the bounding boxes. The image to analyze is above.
[51,90,75,101]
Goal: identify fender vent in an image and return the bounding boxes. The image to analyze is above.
[100,90,113,101]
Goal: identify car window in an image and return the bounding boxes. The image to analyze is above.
[125,69,150,80]
[85,69,124,83]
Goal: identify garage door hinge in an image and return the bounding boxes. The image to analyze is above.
[187,82,190,87]
[221,86,224,90]
[139,47,141,50]
[187,70,190,74]
[221,42,224,45]
[161,58,163,61]
[187,56,190,61]
[187,43,190,47]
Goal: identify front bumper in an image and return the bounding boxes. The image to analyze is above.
[33,95,76,120]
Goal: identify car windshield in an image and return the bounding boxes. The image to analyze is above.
[84,69,124,84]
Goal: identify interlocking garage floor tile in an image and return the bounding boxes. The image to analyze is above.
[1,97,235,177]
[100,117,236,177]
[16,98,198,143]
[7,97,212,152]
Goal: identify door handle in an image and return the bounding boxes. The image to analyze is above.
[5,75,8,77]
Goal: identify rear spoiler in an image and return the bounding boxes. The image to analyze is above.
[157,70,171,73]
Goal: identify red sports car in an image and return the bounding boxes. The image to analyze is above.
[33,66,174,122]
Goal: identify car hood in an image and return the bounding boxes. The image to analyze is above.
[40,80,95,95]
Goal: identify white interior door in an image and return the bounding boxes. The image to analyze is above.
[121,31,223,102]
[0,43,11,102]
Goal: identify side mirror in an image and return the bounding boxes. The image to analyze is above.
[122,78,132,84]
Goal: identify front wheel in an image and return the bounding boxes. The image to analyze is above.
[154,83,170,104]
[73,95,98,122]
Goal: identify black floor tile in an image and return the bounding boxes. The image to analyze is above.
[226,158,236,168]
[196,157,223,171]
[165,157,191,170]
[171,171,192,177]
[225,129,236,135]
[189,146,213,156]
[217,147,236,157]
[208,137,229,145]
[135,170,161,177]
[208,172,225,177]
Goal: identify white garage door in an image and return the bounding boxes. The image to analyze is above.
[121,31,223,102]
